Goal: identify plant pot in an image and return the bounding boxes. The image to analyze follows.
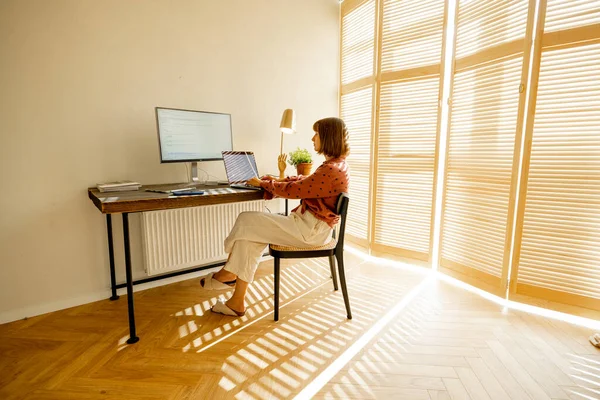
[296,163,313,176]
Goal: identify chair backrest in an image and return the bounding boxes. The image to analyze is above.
[335,193,350,252]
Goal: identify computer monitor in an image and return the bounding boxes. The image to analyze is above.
[155,107,233,182]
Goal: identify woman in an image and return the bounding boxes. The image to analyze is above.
[200,117,350,317]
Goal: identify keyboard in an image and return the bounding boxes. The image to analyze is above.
[230,184,263,191]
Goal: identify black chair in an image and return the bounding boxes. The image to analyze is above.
[269,193,351,321]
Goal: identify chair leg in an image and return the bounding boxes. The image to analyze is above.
[335,251,352,320]
[328,255,339,291]
[274,256,280,321]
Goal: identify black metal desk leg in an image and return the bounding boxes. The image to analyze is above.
[122,213,139,344]
[106,214,119,301]
[285,199,288,216]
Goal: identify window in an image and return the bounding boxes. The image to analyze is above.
[339,0,600,315]
[372,0,446,261]
[340,0,377,245]
[510,0,600,312]
[439,0,532,295]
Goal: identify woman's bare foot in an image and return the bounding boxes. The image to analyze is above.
[223,277,249,314]
[214,269,237,283]
[226,298,246,314]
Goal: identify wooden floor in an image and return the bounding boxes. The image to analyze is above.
[1,250,599,399]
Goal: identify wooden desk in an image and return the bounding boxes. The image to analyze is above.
[89,182,264,214]
[88,183,264,344]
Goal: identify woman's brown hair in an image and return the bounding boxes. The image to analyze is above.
[312,117,350,159]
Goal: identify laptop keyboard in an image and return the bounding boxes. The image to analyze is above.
[230,184,263,191]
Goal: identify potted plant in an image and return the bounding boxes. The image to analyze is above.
[288,147,313,176]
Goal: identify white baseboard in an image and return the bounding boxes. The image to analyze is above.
[0,290,112,325]
[0,256,272,325]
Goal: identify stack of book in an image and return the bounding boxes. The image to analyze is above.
[96,180,141,192]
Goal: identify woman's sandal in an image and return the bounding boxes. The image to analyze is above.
[589,333,600,348]
[211,300,246,317]
[199,272,236,290]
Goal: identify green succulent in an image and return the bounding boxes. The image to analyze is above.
[288,148,313,167]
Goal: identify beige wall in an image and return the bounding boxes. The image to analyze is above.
[0,0,340,323]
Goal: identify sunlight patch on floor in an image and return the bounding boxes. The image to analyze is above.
[295,275,434,399]
[347,244,600,331]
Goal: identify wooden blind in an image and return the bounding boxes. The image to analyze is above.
[455,0,529,59]
[340,0,377,244]
[372,0,445,260]
[543,0,600,32]
[380,0,445,72]
[341,0,376,86]
[341,87,374,242]
[511,0,600,312]
[440,0,531,294]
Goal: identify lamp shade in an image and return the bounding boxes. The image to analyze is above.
[280,109,296,134]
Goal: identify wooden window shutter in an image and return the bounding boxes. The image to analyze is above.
[371,0,446,261]
[510,0,600,314]
[341,87,374,243]
[341,0,377,244]
[440,0,533,295]
[342,0,376,87]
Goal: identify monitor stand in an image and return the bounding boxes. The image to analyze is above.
[189,162,229,186]
[190,162,200,183]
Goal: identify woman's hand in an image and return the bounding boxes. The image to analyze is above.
[261,175,276,181]
[246,177,262,187]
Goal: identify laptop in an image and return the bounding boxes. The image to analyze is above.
[222,151,263,191]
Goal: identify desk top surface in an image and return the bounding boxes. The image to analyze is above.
[88,182,264,214]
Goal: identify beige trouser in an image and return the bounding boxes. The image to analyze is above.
[223,209,332,283]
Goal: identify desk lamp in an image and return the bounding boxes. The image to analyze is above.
[278,109,296,179]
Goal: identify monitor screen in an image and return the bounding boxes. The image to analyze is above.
[156,107,233,162]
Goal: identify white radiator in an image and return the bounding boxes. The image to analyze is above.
[141,200,265,276]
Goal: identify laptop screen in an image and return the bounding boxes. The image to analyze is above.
[222,151,260,184]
